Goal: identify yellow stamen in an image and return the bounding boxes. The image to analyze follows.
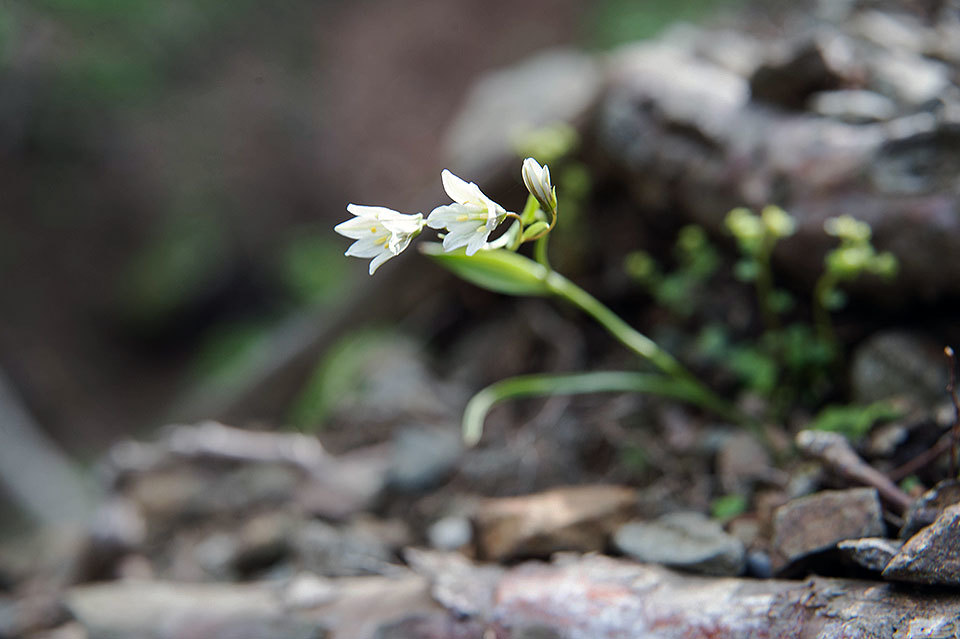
[456,215,469,222]
[374,235,388,246]
[370,227,378,233]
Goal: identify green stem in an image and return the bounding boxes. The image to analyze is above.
[463,371,708,446]
[534,235,550,269]
[812,273,837,346]
[543,271,740,423]
[755,245,779,332]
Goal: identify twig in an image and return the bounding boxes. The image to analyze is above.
[796,430,913,514]
[944,346,960,479]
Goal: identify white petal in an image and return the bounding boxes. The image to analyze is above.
[441,169,482,205]
[382,212,423,236]
[465,228,490,256]
[346,204,399,219]
[442,224,478,252]
[427,204,472,229]
[368,250,394,275]
[345,236,388,258]
[335,217,382,239]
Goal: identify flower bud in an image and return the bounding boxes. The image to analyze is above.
[522,157,557,213]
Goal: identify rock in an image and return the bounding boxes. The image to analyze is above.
[884,503,960,585]
[282,573,338,610]
[771,488,885,573]
[613,511,746,576]
[749,35,854,109]
[371,614,486,639]
[472,485,636,561]
[837,537,902,572]
[850,331,948,406]
[296,445,391,521]
[596,17,960,304]
[232,512,292,576]
[293,520,399,577]
[66,580,329,639]
[808,89,897,123]
[443,49,601,178]
[900,479,960,540]
[716,432,773,495]
[387,427,462,493]
[427,516,473,552]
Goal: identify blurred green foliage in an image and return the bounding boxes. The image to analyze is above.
[279,232,353,307]
[711,493,747,521]
[190,319,273,386]
[119,213,230,326]
[288,328,400,431]
[810,400,903,441]
[589,0,746,48]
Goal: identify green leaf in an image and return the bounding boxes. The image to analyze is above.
[711,494,747,521]
[420,243,550,296]
[522,221,550,241]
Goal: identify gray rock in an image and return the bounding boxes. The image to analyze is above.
[716,432,772,495]
[427,516,473,552]
[884,503,960,585]
[282,573,338,611]
[388,427,462,493]
[66,581,329,639]
[771,488,885,573]
[749,35,853,109]
[837,537,902,572]
[443,50,601,178]
[901,480,960,540]
[809,90,898,123]
[613,511,746,576]
[293,520,398,577]
[850,331,948,406]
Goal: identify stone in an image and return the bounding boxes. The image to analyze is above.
[613,512,746,576]
[232,512,292,576]
[427,516,473,552]
[293,520,398,577]
[66,581,329,639]
[850,331,948,407]
[749,36,853,109]
[809,89,897,123]
[884,503,960,585]
[900,479,960,540]
[282,573,338,610]
[771,488,885,573]
[387,427,462,493]
[716,432,773,495]
[472,485,636,561]
[837,537,902,572]
[443,49,601,178]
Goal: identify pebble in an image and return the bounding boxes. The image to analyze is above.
[771,488,885,573]
[900,479,960,540]
[837,537,902,572]
[388,427,462,493]
[427,516,473,552]
[613,511,746,576]
[473,485,636,561]
[884,503,960,585]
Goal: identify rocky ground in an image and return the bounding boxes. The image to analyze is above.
[6,1,960,637]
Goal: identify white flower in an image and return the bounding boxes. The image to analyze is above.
[521,157,556,212]
[426,169,507,256]
[334,204,424,275]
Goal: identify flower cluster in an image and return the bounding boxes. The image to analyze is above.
[335,159,554,274]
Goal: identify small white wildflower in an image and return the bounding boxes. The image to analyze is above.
[521,157,556,212]
[334,204,424,275]
[426,169,507,256]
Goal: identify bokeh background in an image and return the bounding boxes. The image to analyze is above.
[1,0,763,534]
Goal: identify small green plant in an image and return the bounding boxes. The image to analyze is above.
[625,225,719,318]
[335,159,740,444]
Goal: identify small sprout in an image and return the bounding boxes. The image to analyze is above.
[824,214,871,243]
[761,205,796,239]
[725,207,765,254]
